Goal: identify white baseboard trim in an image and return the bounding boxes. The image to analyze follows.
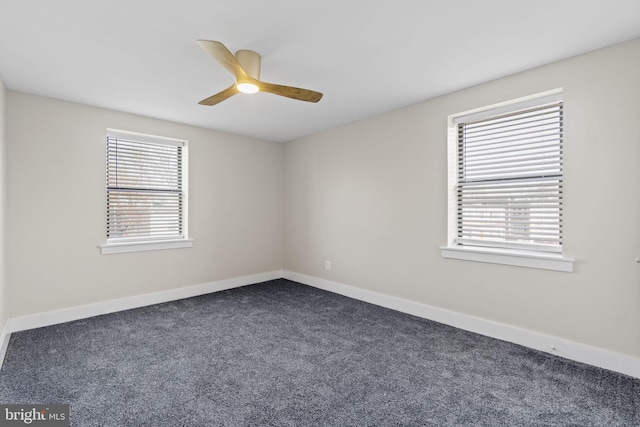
[283,270,640,379]
[8,270,283,334]
[4,269,638,380]
[0,320,10,368]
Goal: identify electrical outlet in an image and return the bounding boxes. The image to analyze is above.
[325,260,331,270]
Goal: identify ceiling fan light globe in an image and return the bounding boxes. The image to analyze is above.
[237,82,259,94]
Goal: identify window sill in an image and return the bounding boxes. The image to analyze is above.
[99,239,193,255]
[440,245,574,272]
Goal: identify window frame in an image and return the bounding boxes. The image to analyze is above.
[99,129,193,255]
[441,90,574,272]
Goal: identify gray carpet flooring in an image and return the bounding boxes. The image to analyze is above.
[0,279,638,426]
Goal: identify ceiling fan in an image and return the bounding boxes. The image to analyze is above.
[197,40,323,106]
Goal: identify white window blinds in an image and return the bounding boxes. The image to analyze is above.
[455,98,563,253]
[106,133,185,241]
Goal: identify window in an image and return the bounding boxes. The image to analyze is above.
[100,129,192,254]
[441,91,574,271]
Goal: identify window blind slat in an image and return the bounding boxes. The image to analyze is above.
[461,104,562,127]
[462,161,562,175]
[107,144,181,157]
[461,125,563,147]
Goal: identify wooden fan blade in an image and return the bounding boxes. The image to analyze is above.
[197,40,248,81]
[258,81,323,103]
[198,84,238,106]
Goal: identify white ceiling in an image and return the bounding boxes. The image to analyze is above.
[1,1,639,142]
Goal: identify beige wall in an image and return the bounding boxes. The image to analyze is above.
[0,77,6,331]
[6,92,284,317]
[284,39,640,358]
